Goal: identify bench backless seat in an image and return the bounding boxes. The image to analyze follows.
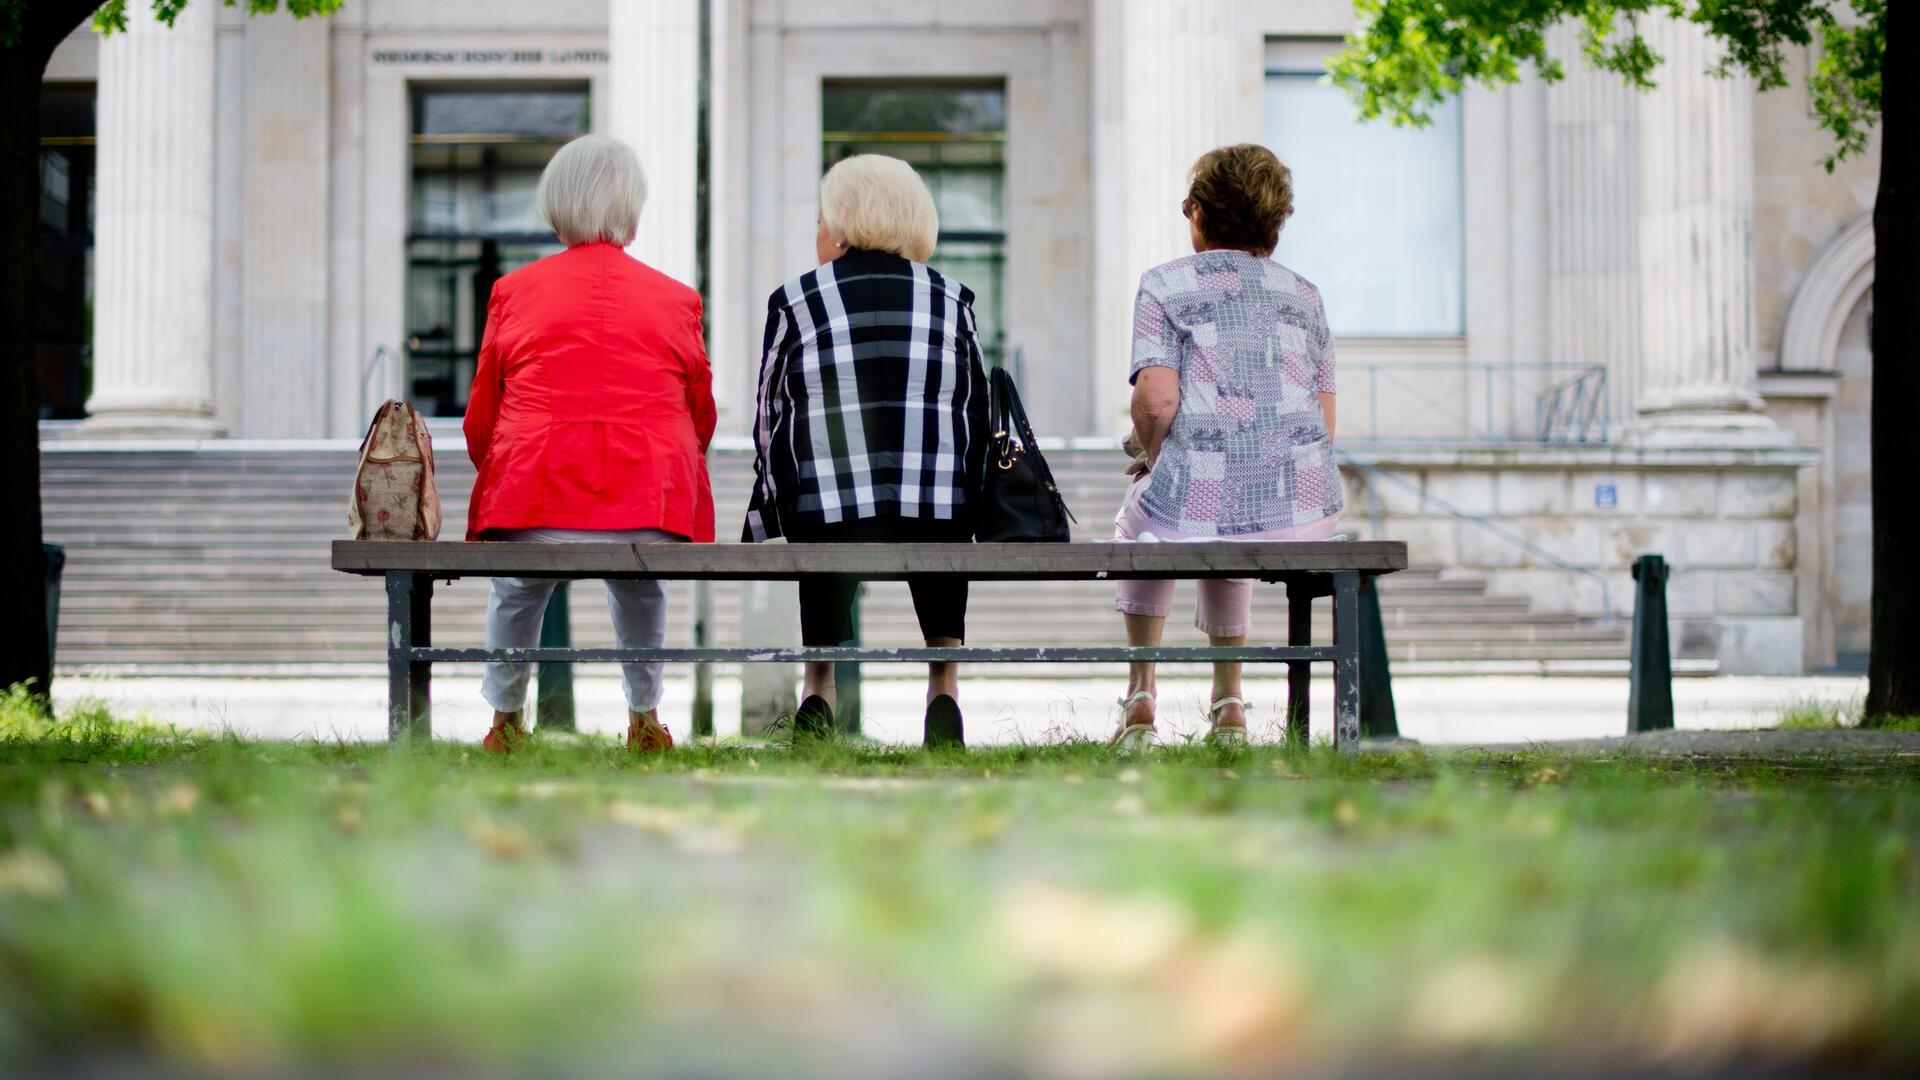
[331,539,1408,750]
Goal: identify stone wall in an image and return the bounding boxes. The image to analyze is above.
[1344,446,1815,675]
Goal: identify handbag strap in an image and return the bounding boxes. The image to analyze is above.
[357,401,390,455]
[989,367,1012,444]
[991,367,1041,451]
[998,367,1044,447]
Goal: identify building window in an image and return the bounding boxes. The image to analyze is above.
[1263,40,1464,337]
[405,86,589,416]
[37,83,95,420]
[821,81,1007,367]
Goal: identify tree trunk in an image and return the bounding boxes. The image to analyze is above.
[1866,1,1917,721]
[0,39,53,703]
[2,3,97,706]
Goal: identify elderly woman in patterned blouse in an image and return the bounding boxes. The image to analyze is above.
[1110,144,1342,749]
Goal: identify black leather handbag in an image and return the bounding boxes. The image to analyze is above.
[975,367,1075,542]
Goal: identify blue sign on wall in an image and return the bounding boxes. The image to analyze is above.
[1594,483,1618,510]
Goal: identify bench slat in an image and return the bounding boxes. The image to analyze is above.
[332,540,1408,580]
[412,645,1342,664]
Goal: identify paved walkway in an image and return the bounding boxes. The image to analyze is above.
[50,671,1868,747]
[1457,726,1920,757]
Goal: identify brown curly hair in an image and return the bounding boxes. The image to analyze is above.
[1184,144,1293,255]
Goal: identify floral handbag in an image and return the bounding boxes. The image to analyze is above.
[348,399,442,541]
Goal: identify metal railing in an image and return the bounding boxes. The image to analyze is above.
[1339,451,1615,623]
[359,344,399,426]
[1342,361,1610,444]
[1536,366,1609,444]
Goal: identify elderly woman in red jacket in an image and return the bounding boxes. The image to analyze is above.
[463,134,716,756]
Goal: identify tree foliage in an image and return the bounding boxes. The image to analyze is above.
[1329,0,1885,169]
[0,0,341,48]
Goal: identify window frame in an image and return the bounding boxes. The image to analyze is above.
[1261,38,1468,339]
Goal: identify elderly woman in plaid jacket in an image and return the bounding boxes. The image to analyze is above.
[745,154,992,747]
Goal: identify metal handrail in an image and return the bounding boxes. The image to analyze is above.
[360,344,398,424]
[1338,451,1614,623]
[1535,366,1609,443]
[1342,361,1610,444]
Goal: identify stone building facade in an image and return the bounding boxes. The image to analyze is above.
[35,0,1879,674]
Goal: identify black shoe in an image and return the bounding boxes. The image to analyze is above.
[924,694,965,749]
[793,694,834,738]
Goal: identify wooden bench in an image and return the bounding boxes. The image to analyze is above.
[331,540,1408,751]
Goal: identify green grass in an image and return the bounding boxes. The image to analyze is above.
[2,691,1918,1075]
[1776,695,1920,732]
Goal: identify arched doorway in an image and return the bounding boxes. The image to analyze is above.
[1831,295,1872,667]
[1778,212,1874,671]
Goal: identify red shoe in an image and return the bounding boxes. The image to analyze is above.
[483,710,525,755]
[627,709,673,754]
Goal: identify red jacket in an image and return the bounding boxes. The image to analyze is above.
[464,242,717,542]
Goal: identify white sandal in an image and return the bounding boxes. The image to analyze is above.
[1207,696,1249,747]
[1110,690,1157,751]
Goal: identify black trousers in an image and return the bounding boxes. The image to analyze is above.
[785,516,973,646]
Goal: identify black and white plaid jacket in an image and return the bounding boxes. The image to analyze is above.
[744,248,992,542]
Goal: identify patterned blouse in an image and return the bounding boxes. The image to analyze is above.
[1129,250,1342,536]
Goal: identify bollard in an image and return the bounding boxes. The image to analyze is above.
[43,543,65,670]
[835,584,863,735]
[1358,574,1399,738]
[692,581,714,738]
[536,582,576,731]
[1628,554,1674,732]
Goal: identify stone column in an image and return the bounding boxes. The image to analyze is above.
[1544,24,1640,426]
[87,2,221,435]
[608,0,700,287]
[241,11,331,437]
[1632,16,1780,442]
[1090,0,1242,432]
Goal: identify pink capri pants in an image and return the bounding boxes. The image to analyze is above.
[1112,478,1341,637]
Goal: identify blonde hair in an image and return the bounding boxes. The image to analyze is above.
[536,135,649,247]
[819,154,940,263]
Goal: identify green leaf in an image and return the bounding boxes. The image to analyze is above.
[1328,0,1883,165]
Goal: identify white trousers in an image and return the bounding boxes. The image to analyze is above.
[480,527,685,714]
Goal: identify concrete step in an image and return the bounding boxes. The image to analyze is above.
[41,444,1632,670]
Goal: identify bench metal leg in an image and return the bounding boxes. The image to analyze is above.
[386,571,432,741]
[1286,581,1312,746]
[1332,570,1360,753]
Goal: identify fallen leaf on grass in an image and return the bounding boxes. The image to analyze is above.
[996,883,1190,983]
[1404,956,1528,1049]
[1525,767,1563,786]
[1170,929,1307,1065]
[606,800,744,857]
[80,790,114,820]
[466,816,535,860]
[1649,940,1876,1062]
[1332,798,1358,827]
[996,884,1307,1070]
[0,848,68,898]
[155,782,201,817]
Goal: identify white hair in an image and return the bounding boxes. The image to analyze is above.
[536,134,649,247]
[819,154,940,263]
